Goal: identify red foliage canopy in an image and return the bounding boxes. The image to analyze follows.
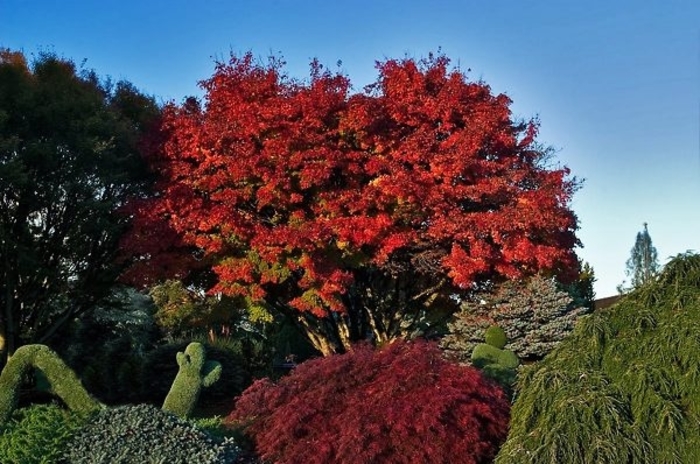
[226,340,510,464]
[122,51,579,329]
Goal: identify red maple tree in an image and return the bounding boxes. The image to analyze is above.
[225,340,510,464]
[122,52,580,355]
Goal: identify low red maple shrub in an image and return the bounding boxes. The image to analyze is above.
[225,340,510,464]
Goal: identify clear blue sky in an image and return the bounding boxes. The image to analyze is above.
[2,0,699,297]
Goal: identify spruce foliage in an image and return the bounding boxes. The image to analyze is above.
[496,253,700,464]
[442,275,589,362]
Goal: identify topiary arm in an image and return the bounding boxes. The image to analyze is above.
[0,345,102,425]
[202,360,222,388]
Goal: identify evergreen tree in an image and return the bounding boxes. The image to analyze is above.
[441,275,590,362]
[618,222,659,293]
[496,253,700,464]
[565,260,596,311]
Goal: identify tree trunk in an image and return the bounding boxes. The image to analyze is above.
[3,276,15,362]
[295,313,343,356]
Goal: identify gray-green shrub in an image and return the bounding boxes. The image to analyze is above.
[63,403,240,463]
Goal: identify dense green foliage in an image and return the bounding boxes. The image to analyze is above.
[227,340,510,464]
[0,403,85,464]
[0,49,159,362]
[497,253,700,464]
[55,288,160,405]
[64,403,240,463]
[442,275,589,361]
[162,342,222,418]
[0,344,101,424]
[471,326,519,393]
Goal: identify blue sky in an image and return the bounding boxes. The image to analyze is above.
[2,0,698,297]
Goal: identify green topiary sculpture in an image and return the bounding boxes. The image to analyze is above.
[471,325,520,392]
[162,342,222,418]
[484,325,508,350]
[0,345,102,424]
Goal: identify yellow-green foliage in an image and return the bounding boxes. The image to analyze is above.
[471,325,520,390]
[484,325,508,349]
[0,345,102,424]
[497,253,700,464]
[162,342,222,418]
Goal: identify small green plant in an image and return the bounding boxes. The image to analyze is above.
[0,402,87,464]
[0,345,102,424]
[162,342,222,418]
[190,415,239,441]
[64,403,240,463]
[471,325,520,392]
[140,341,250,413]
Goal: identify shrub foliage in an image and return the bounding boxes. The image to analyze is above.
[226,339,510,464]
[0,403,85,464]
[0,344,101,424]
[471,326,520,394]
[162,342,222,418]
[497,253,700,464]
[139,341,250,411]
[64,403,240,463]
[442,275,588,361]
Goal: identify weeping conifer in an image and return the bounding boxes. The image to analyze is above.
[497,253,700,464]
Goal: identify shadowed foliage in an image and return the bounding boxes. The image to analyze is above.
[0,344,101,424]
[0,49,158,364]
[496,253,700,464]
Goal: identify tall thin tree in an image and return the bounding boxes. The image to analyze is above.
[618,222,659,293]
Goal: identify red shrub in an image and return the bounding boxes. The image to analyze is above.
[226,340,510,464]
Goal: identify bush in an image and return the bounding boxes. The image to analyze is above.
[471,326,520,396]
[0,345,101,424]
[53,288,160,406]
[63,403,240,463]
[162,342,222,418]
[226,339,510,464]
[140,342,250,412]
[496,253,700,464]
[0,403,86,464]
